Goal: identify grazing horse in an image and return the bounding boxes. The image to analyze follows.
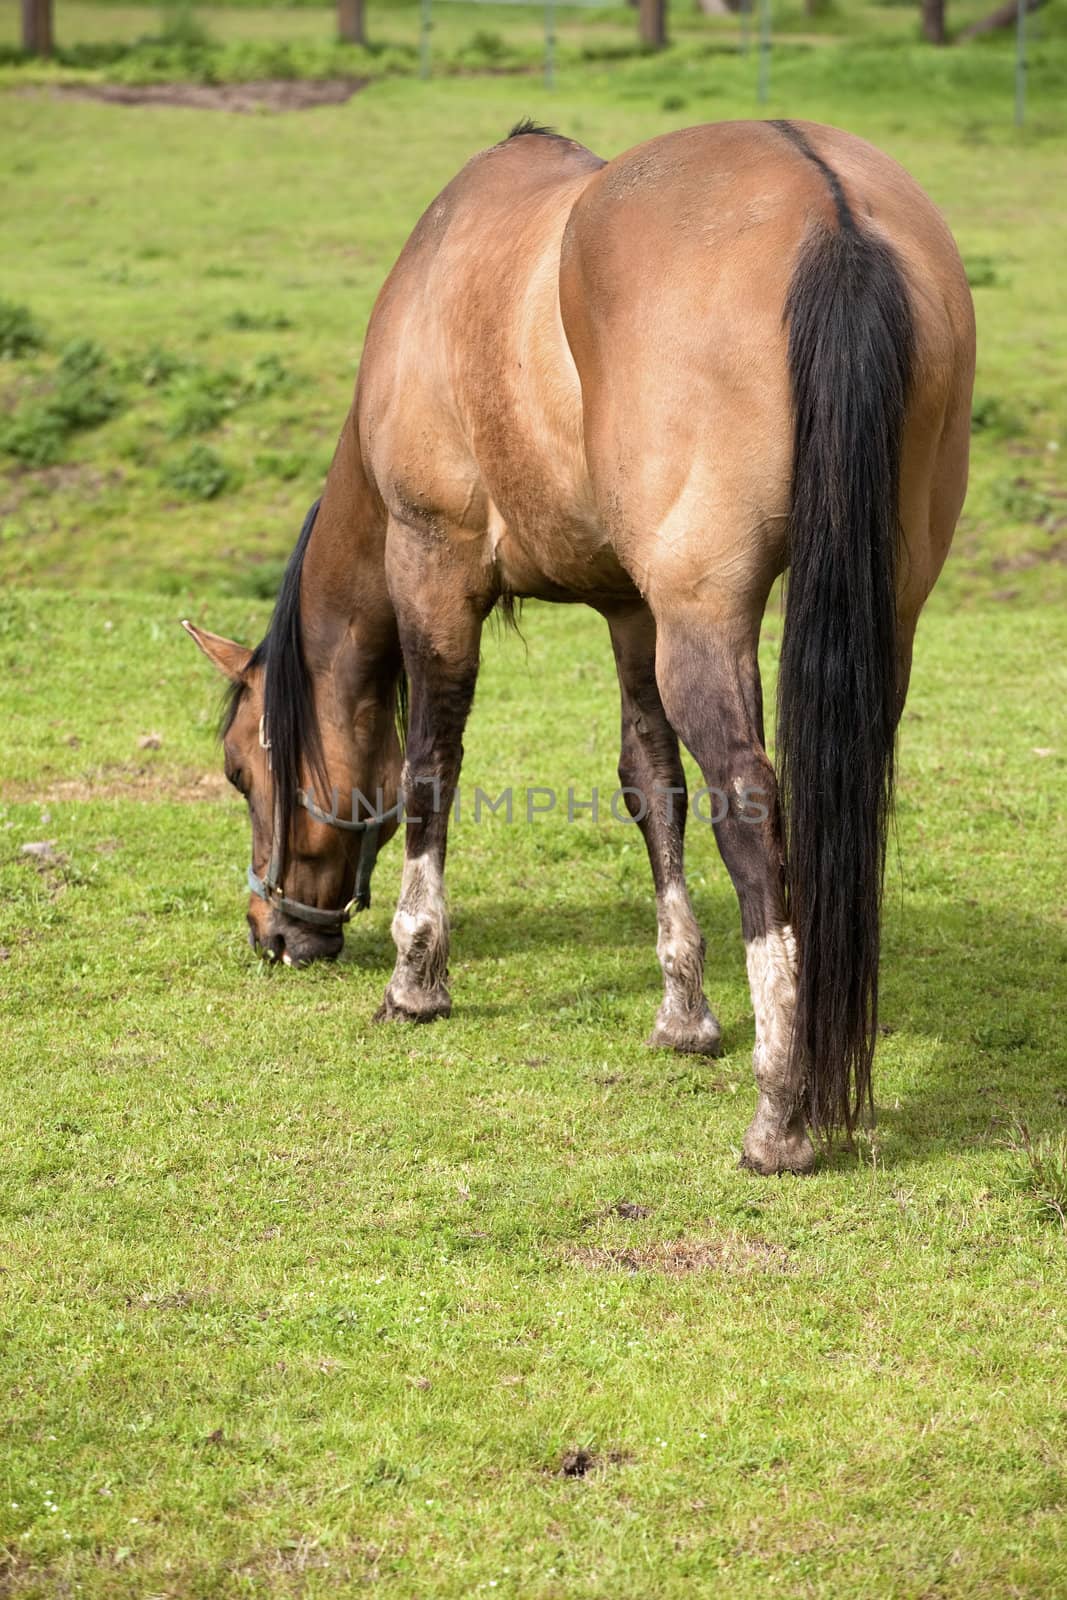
[185,120,975,1175]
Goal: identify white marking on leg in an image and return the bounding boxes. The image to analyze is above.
[388,852,449,1009]
[649,881,720,1052]
[656,881,705,1016]
[741,924,813,1172]
[745,925,799,1100]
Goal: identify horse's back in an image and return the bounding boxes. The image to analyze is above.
[360,120,973,618]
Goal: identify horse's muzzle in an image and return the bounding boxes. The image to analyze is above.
[247,911,344,968]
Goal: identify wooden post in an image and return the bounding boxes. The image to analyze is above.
[920,0,945,45]
[420,0,431,78]
[638,0,668,49]
[758,0,771,101]
[337,0,366,47]
[545,0,556,88]
[21,0,54,57]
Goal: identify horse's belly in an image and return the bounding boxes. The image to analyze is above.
[487,493,637,604]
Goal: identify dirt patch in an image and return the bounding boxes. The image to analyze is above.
[47,78,369,114]
[1,767,228,805]
[613,1200,652,1221]
[566,1233,791,1278]
[231,1536,387,1587]
[580,1198,653,1229]
[132,1288,214,1311]
[13,839,71,902]
[0,463,120,519]
[556,1447,630,1479]
[991,538,1067,574]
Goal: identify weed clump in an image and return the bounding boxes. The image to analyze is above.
[972,394,1024,438]
[224,309,293,333]
[165,369,241,439]
[161,443,233,500]
[964,255,1005,289]
[1001,1119,1067,1229]
[0,299,45,360]
[0,338,120,466]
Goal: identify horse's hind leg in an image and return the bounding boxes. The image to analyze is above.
[653,611,815,1176]
[603,602,721,1057]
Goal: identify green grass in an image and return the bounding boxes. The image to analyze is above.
[1,12,1066,1596]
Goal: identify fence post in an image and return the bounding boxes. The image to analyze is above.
[757,0,771,104]
[1014,0,1027,127]
[545,0,556,88]
[420,0,432,80]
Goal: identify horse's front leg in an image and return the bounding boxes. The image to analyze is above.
[375,520,485,1024]
[603,603,721,1058]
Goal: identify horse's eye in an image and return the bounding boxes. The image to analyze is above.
[227,768,246,794]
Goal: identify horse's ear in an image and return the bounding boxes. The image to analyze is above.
[181,620,252,682]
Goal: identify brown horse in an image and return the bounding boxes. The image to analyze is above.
[185,119,974,1175]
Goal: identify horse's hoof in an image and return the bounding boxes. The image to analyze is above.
[646,1004,722,1058]
[373,985,451,1025]
[740,1115,816,1176]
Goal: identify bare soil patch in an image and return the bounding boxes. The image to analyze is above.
[46,78,369,114]
[1,766,228,805]
[567,1233,791,1277]
[0,463,120,519]
[556,1447,631,1479]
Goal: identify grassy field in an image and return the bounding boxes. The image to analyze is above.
[1,7,1066,1596]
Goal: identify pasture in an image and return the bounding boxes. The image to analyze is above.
[1,7,1065,1595]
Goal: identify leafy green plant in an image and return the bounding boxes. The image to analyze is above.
[127,345,189,388]
[463,30,507,64]
[241,353,293,401]
[254,449,308,482]
[0,407,68,468]
[164,369,241,439]
[994,475,1055,524]
[153,0,215,52]
[57,337,110,381]
[223,309,294,332]
[971,394,1024,437]
[0,299,45,360]
[0,341,120,466]
[964,255,1004,289]
[161,443,233,500]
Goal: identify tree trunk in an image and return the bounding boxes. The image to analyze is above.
[958,0,1046,41]
[921,0,945,44]
[337,0,366,47]
[21,0,53,56]
[639,0,668,48]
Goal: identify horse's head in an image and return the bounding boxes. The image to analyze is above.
[183,618,404,967]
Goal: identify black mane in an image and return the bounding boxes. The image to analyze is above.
[507,118,560,141]
[222,498,327,870]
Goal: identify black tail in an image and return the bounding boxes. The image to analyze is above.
[777,219,914,1140]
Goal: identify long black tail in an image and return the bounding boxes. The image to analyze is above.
[777,215,914,1140]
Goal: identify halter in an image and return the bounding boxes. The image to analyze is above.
[247,715,400,932]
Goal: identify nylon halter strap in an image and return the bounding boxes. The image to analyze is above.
[246,714,400,930]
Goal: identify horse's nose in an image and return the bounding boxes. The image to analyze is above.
[246,915,290,964]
